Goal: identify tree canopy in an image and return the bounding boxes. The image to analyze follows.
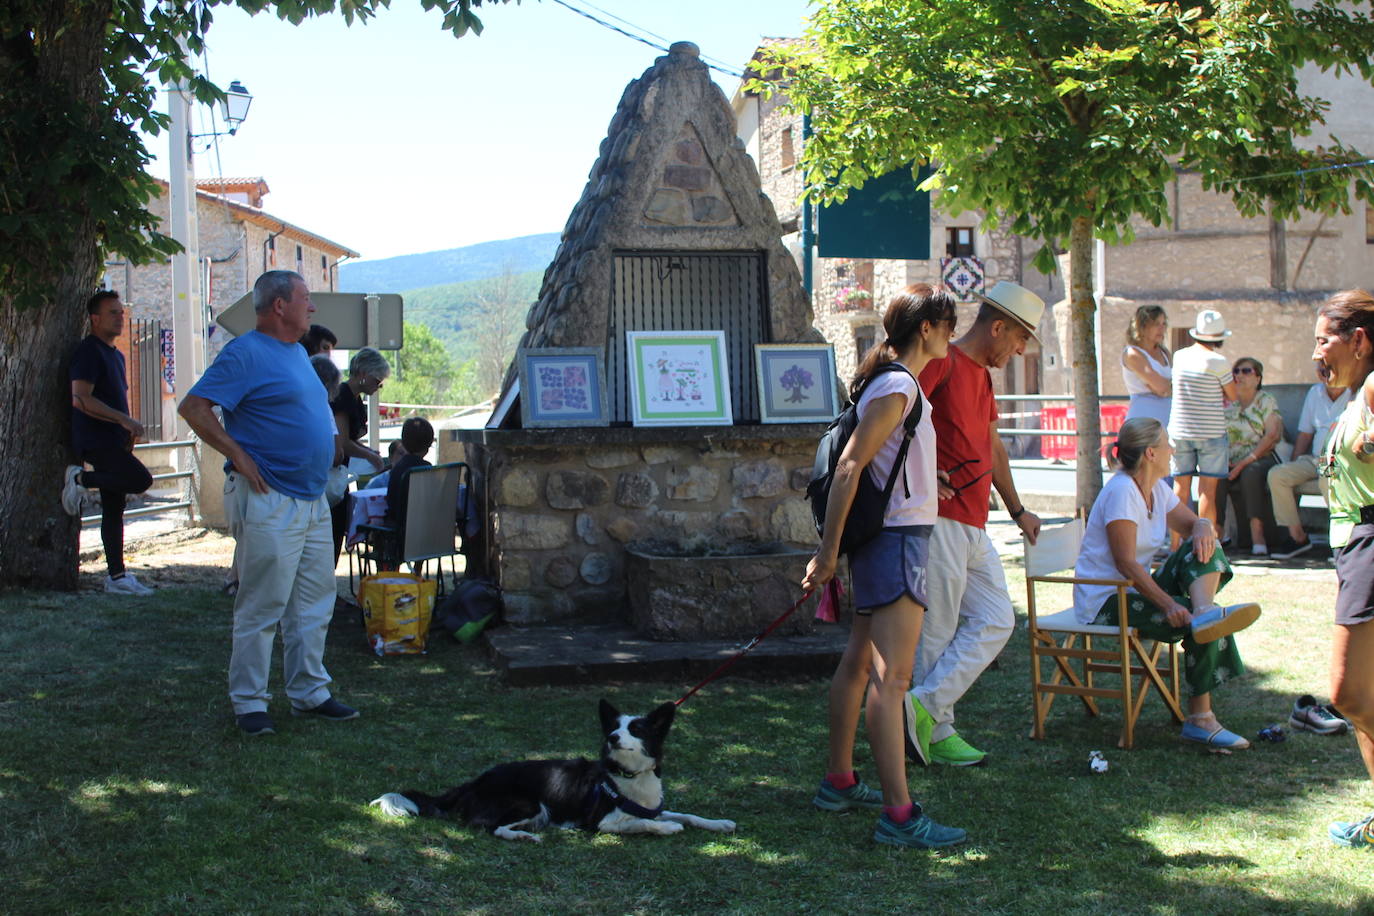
[758,0,1374,507]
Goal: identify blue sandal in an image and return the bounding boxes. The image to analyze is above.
[1180,721,1250,750]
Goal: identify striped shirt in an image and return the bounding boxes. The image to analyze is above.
[1167,344,1232,439]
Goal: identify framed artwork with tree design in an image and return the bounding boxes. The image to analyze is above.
[754,344,839,424]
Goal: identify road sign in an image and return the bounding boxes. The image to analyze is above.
[215,291,405,350]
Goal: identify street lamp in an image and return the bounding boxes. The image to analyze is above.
[220,80,252,135]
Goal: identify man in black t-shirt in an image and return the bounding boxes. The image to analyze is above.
[63,291,155,595]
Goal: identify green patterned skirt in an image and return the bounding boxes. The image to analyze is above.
[1091,540,1243,697]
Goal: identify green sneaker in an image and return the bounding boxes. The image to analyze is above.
[812,774,884,811]
[873,809,967,849]
[929,733,986,767]
[902,693,933,767]
[1329,811,1374,848]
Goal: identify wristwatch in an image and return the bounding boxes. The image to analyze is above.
[1358,433,1374,458]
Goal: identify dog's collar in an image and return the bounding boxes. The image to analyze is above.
[590,774,663,820]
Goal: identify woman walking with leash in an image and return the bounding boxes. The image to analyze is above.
[1312,289,1374,849]
[802,284,966,849]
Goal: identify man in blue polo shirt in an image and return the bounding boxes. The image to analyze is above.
[179,270,355,736]
[63,290,155,595]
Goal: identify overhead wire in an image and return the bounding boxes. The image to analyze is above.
[549,0,746,79]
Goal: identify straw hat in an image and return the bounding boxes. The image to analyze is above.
[1189,309,1232,342]
[974,281,1045,343]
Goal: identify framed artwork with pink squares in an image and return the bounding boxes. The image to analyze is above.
[517,348,609,428]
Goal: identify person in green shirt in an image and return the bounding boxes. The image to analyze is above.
[1313,288,1374,850]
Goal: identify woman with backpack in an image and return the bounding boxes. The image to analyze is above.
[802,283,966,849]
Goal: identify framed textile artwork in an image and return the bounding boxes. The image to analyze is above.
[625,331,732,426]
[754,344,840,424]
[516,348,609,428]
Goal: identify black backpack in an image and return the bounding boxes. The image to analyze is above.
[805,363,924,557]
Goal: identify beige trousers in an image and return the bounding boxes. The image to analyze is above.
[1267,455,1328,530]
[225,472,336,716]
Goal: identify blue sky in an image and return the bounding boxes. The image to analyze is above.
[145,1,812,264]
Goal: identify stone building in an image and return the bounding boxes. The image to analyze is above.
[98,177,359,434]
[733,42,1374,415]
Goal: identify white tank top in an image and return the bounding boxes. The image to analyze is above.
[1121,345,1171,397]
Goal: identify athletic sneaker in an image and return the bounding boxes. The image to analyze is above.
[291,697,360,721]
[236,711,276,736]
[1289,695,1349,735]
[1251,544,1269,557]
[61,465,85,517]
[1190,603,1261,644]
[1270,537,1313,560]
[873,809,967,849]
[1329,811,1374,849]
[104,573,154,596]
[929,733,987,767]
[902,693,934,767]
[812,775,884,811]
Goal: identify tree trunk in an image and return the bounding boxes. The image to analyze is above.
[0,5,108,589]
[1069,215,1104,515]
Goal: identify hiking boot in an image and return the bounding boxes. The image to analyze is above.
[1190,603,1261,644]
[812,775,884,811]
[237,711,276,736]
[1289,695,1349,735]
[1329,811,1374,849]
[902,692,933,767]
[929,733,986,767]
[104,573,154,596]
[291,697,359,721]
[61,465,86,517]
[873,809,967,849]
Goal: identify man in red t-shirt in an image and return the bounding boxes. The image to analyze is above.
[904,282,1044,767]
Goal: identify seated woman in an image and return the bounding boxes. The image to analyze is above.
[1216,356,1285,555]
[1074,417,1263,750]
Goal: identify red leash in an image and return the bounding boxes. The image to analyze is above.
[674,589,816,706]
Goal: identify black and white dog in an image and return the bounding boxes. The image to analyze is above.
[370,699,736,842]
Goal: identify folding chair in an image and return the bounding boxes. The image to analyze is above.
[357,462,471,594]
[1024,519,1184,749]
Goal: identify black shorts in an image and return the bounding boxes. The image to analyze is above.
[1334,522,1374,626]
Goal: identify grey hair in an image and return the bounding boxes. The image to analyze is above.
[1113,417,1165,472]
[310,354,342,400]
[252,270,304,314]
[348,346,391,380]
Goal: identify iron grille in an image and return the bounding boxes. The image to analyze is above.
[608,251,770,424]
[128,318,164,441]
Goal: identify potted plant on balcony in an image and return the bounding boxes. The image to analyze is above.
[834,286,873,312]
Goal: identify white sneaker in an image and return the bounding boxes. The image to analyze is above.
[61,465,86,517]
[1251,544,1268,557]
[104,573,154,596]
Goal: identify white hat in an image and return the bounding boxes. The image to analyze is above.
[974,281,1045,343]
[1189,309,1232,342]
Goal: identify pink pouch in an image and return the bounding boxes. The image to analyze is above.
[814,578,846,623]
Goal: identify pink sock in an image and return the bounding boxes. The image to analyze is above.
[883,803,916,823]
[827,770,857,790]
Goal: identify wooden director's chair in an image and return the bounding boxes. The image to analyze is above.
[1024,519,1184,749]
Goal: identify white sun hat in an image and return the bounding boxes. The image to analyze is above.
[974,281,1045,343]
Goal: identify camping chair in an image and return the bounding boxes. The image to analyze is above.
[1024,519,1184,749]
[357,462,471,594]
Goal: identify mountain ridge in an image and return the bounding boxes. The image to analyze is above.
[338,231,559,292]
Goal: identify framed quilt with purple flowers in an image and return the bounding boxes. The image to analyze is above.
[754,343,839,424]
[517,348,608,428]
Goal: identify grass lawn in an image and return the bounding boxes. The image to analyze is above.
[2,552,1371,914]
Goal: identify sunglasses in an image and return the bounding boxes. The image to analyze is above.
[1318,451,1338,479]
[1234,366,1259,376]
[944,457,991,492]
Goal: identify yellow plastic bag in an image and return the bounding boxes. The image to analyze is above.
[358,573,436,656]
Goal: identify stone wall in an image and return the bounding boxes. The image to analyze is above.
[450,425,821,627]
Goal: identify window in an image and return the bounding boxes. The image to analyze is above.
[947,227,975,258]
[854,326,877,361]
[781,126,795,170]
